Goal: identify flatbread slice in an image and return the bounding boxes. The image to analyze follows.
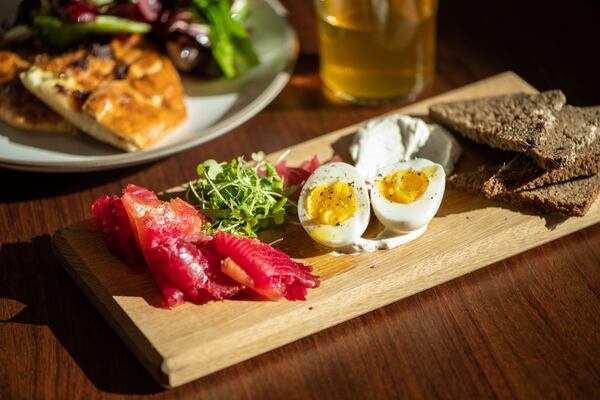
[0,51,76,133]
[429,90,566,152]
[20,37,187,151]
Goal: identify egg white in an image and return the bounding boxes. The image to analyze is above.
[370,158,445,233]
[298,162,370,248]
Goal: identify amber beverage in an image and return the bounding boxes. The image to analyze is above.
[315,0,438,104]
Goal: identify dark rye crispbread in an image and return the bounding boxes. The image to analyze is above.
[528,105,600,169]
[481,149,600,197]
[429,90,566,152]
[449,166,600,217]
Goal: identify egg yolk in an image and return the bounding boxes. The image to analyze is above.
[305,181,357,225]
[378,168,434,204]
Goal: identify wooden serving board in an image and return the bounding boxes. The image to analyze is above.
[52,72,600,388]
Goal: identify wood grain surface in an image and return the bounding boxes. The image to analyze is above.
[2,0,600,398]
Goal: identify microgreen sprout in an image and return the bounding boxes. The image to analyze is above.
[186,153,296,237]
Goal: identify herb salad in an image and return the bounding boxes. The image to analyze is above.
[186,152,297,237]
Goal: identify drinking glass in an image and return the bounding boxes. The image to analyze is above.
[315,0,438,105]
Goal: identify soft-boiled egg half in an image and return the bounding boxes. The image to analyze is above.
[370,158,445,233]
[298,162,370,248]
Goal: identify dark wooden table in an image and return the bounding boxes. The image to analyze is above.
[2,0,599,398]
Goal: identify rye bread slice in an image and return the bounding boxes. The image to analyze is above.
[429,90,566,152]
[481,149,600,197]
[449,166,600,217]
[528,105,600,169]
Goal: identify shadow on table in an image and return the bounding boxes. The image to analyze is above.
[0,235,163,395]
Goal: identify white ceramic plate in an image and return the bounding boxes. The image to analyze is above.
[0,0,297,172]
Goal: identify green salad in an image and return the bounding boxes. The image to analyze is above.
[186,152,296,237]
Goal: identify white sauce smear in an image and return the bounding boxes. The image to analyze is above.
[333,225,427,255]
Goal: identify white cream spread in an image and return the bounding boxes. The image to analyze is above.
[349,114,462,183]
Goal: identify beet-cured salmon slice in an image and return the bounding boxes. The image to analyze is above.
[120,185,205,250]
[215,231,319,300]
[146,238,242,304]
[91,185,167,268]
[93,185,215,307]
[91,194,145,269]
[123,184,160,200]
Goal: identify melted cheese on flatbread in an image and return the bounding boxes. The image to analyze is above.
[20,39,187,151]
